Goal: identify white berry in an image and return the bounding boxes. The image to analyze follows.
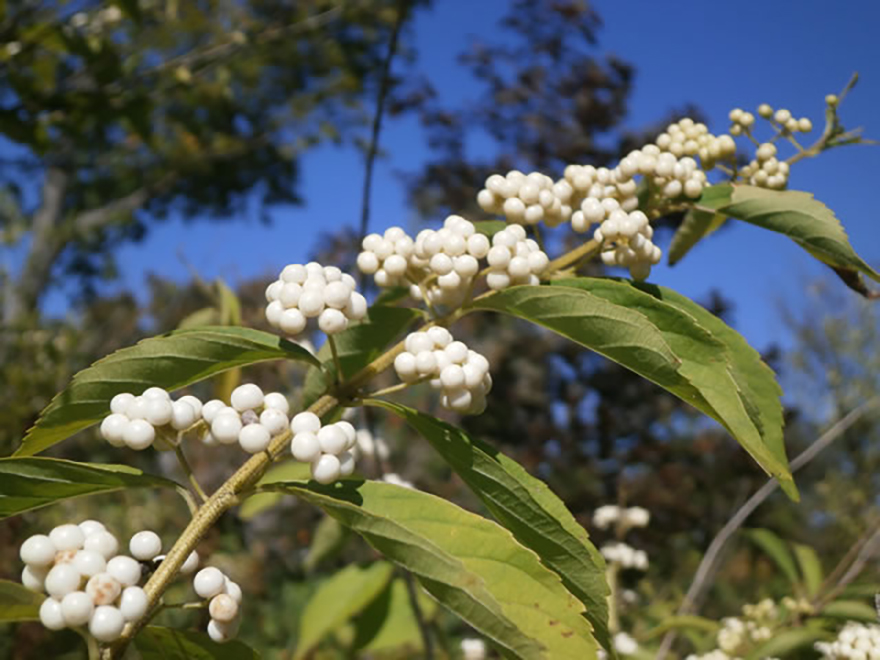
[194,567,226,599]
[119,586,149,621]
[61,590,94,626]
[106,555,141,587]
[129,531,162,561]
[89,605,125,642]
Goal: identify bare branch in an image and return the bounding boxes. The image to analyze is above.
[655,397,880,660]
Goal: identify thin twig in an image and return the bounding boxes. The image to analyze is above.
[356,0,410,289]
[173,443,209,504]
[655,397,879,660]
[328,334,345,385]
[816,522,880,609]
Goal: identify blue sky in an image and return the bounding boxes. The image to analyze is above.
[44,0,880,354]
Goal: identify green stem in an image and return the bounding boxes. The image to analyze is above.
[328,334,344,385]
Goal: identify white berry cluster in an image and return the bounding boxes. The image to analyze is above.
[816,622,880,659]
[613,632,639,655]
[265,262,367,336]
[393,327,492,415]
[702,599,779,655]
[485,224,549,290]
[756,104,813,134]
[353,428,390,462]
[100,387,202,451]
[727,108,756,136]
[593,207,661,281]
[654,118,737,169]
[410,216,491,308]
[685,651,737,660]
[201,384,290,453]
[738,141,790,190]
[600,542,648,571]
[477,170,573,227]
[592,505,650,531]
[358,216,491,309]
[289,412,357,484]
[193,566,243,643]
[20,522,198,643]
[357,226,417,288]
[461,638,487,660]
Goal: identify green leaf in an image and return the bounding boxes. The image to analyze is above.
[474,220,508,237]
[697,184,880,296]
[301,306,422,407]
[268,479,600,659]
[747,529,800,587]
[632,283,789,496]
[643,615,720,639]
[0,458,178,520]
[475,282,795,496]
[303,516,350,573]
[667,207,727,265]
[237,461,311,520]
[17,326,319,457]
[0,579,44,622]
[820,600,879,622]
[353,578,437,653]
[134,626,260,659]
[295,562,394,659]
[745,628,831,660]
[373,401,611,651]
[793,543,824,597]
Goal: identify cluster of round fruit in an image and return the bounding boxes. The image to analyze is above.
[815,622,880,659]
[592,505,650,531]
[738,141,790,190]
[101,384,293,455]
[393,327,492,415]
[654,118,737,169]
[19,522,198,643]
[484,224,549,290]
[594,207,662,281]
[100,387,202,450]
[476,170,574,227]
[599,542,648,571]
[265,262,367,337]
[193,566,243,643]
[290,412,358,484]
[200,384,291,453]
[358,216,492,310]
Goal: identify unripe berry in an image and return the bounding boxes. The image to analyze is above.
[78,520,106,538]
[175,550,200,576]
[45,564,82,598]
[129,531,162,561]
[84,531,119,560]
[194,567,226,599]
[145,398,173,426]
[40,597,66,631]
[170,400,198,430]
[89,605,125,642]
[211,413,242,445]
[291,411,321,434]
[50,524,85,552]
[292,432,321,463]
[20,534,56,567]
[110,392,135,415]
[106,555,141,587]
[208,617,240,643]
[262,392,289,414]
[259,408,288,436]
[826,94,838,106]
[239,423,271,453]
[774,108,791,123]
[231,383,264,412]
[73,549,107,578]
[209,593,240,623]
[123,419,155,450]
[311,454,342,485]
[21,565,47,591]
[318,308,347,335]
[61,591,94,626]
[317,425,347,455]
[101,414,129,446]
[757,103,773,118]
[119,586,149,621]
